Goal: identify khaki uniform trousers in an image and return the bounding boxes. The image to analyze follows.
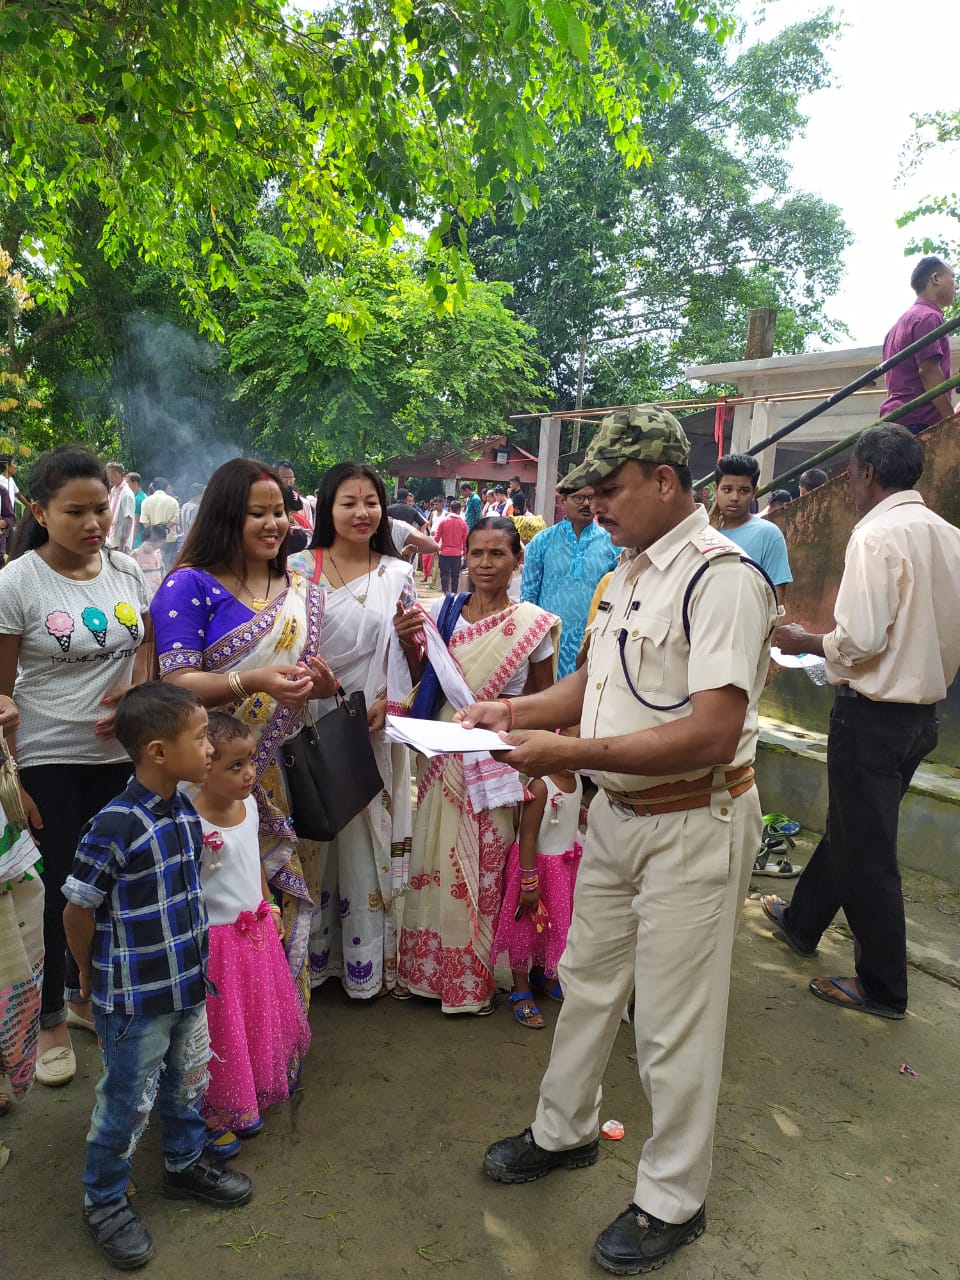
[531,785,761,1224]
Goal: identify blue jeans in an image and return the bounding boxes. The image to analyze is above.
[84,1004,210,1207]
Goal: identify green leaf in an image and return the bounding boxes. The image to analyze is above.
[566,14,591,63]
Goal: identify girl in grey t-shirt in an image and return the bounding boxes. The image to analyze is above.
[0,446,151,1088]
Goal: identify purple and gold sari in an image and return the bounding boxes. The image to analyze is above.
[151,566,323,1010]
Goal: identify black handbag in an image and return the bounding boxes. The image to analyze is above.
[282,688,384,842]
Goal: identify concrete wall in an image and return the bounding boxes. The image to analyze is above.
[759,417,960,763]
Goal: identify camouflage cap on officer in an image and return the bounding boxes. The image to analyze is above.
[559,405,690,493]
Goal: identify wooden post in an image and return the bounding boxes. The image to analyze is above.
[571,336,587,453]
[535,416,561,524]
[744,308,777,361]
[744,307,777,478]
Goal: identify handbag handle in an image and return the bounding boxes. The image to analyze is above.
[299,681,353,734]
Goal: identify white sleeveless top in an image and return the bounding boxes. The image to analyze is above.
[535,774,583,857]
[198,796,263,926]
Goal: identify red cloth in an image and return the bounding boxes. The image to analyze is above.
[436,514,468,557]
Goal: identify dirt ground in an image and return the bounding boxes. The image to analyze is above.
[3,858,959,1280]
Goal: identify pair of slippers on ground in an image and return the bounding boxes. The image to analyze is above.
[760,895,904,1021]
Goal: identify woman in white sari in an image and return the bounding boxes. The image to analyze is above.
[395,517,559,1014]
[289,464,417,1000]
[151,459,337,1013]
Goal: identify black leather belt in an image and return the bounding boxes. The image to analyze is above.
[834,684,864,700]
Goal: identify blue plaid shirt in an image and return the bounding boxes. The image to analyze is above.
[63,778,209,1015]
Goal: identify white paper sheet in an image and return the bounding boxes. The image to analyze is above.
[384,714,516,758]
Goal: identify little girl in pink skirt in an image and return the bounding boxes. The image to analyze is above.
[194,714,310,1156]
[493,768,583,1029]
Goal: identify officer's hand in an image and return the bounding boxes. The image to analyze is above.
[493,729,569,775]
[772,622,811,655]
[454,700,512,731]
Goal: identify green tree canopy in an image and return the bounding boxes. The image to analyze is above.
[464,7,852,407]
[227,232,547,467]
[0,0,732,336]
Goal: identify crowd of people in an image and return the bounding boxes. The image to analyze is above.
[1,311,958,1271]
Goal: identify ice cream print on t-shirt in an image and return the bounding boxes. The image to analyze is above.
[43,602,141,660]
[45,610,75,653]
[113,601,140,642]
[81,606,109,647]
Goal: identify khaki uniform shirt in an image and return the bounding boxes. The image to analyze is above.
[822,491,960,704]
[581,507,780,793]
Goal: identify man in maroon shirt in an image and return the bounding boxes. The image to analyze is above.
[880,256,955,432]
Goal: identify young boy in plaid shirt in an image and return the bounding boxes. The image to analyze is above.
[63,682,254,1270]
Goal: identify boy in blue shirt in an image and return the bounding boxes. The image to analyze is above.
[713,454,792,603]
[63,682,253,1270]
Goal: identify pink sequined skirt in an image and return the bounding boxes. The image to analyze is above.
[203,907,311,1132]
[493,841,582,978]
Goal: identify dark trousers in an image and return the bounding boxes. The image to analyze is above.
[784,693,938,1012]
[20,762,132,1025]
[439,555,461,594]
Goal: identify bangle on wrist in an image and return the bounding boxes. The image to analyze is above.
[228,670,250,701]
[499,698,516,731]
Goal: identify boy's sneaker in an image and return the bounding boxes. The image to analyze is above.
[205,1129,241,1159]
[84,1196,154,1270]
[161,1154,253,1207]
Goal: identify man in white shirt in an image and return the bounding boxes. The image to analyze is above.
[105,462,136,554]
[767,425,960,1019]
[0,453,21,507]
[139,477,181,570]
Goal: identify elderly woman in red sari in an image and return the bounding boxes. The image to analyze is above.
[395,517,559,1014]
[150,459,336,1011]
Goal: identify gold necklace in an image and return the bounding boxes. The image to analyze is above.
[236,567,271,612]
[326,549,373,605]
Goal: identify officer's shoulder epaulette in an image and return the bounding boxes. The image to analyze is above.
[689,527,742,560]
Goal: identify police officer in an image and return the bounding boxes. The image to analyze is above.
[457,406,780,1274]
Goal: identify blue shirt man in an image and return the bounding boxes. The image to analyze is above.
[714,454,792,602]
[460,484,483,531]
[521,485,620,678]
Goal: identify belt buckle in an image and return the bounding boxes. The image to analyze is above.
[613,798,643,817]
